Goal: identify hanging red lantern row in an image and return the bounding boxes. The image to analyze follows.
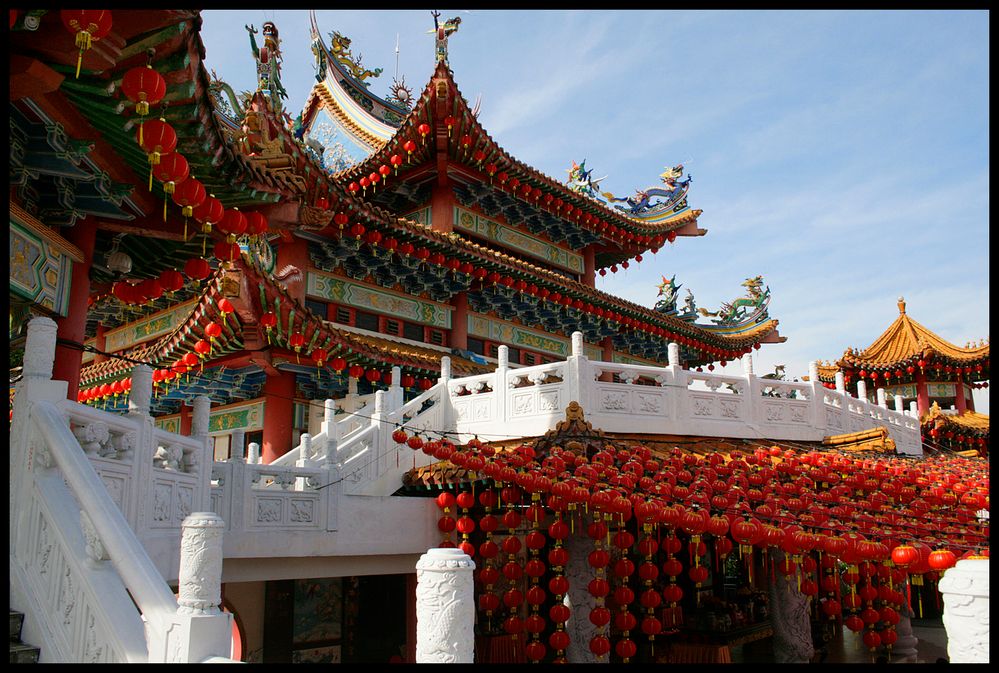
[152,151,189,222]
[172,177,206,240]
[436,491,457,547]
[60,10,112,78]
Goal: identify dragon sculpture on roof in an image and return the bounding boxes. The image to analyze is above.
[246,22,288,111]
[697,275,771,326]
[601,164,691,216]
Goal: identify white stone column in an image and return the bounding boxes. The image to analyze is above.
[909,401,918,417]
[938,558,989,663]
[834,371,845,393]
[415,548,476,663]
[322,399,338,461]
[158,512,233,663]
[894,394,905,413]
[877,388,887,408]
[230,428,245,462]
[178,512,225,615]
[668,342,680,367]
[856,380,868,403]
[247,442,260,465]
[439,355,452,383]
[128,364,153,417]
[23,316,58,380]
[768,551,814,663]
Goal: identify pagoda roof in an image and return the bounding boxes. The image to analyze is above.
[922,404,990,436]
[335,60,703,266]
[839,298,989,370]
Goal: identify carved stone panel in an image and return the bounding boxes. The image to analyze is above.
[692,396,714,417]
[600,390,628,412]
[719,399,740,419]
[289,498,315,523]
[635,392,663,415]
[256,497,282,523]
[512,392,534,416]
[539,390,560,412]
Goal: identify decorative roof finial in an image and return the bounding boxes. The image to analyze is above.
[897,296,906,314]
[431,10,461,64]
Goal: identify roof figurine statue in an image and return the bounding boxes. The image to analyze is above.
[601,163,692,215]
[245,21,288,110]
[431,10,461,64]
[654,274,681,315]
[566,159,607,198]
[697,275,772,326]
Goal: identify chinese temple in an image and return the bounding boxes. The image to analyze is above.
[8,9,990,666]
[814,298,989,456]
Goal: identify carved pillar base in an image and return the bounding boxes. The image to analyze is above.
[768,552,814,664]
[938,558,989,663]
[415,548,476,663]
[890,601,919,663]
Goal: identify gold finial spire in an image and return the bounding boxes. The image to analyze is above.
[897,296,906,314]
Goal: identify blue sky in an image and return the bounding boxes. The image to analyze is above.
[200,9,989,414]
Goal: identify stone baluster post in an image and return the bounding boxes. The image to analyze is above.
[495,345,509,429]
[566,332,589,411]
[808,360,824,433]
[876,387,887,409]
[389,366,403,411]
[190,395,212,509]
[856,380,868,404]
[128,364,153,418]
[665,342,684,422]
[438,355,453,430]
[668,342,680,368]
[247,442,260,465]
[938,558,989,663]
[23,315,58,381]
[894,394,905,414]
[909,401,918,417]
[164,512,233,663]
[230,429,245,463]
[322,399,338,462]
[415,548,475,663]
[835,371,846,393]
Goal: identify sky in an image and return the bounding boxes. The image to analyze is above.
[200,9,989,414]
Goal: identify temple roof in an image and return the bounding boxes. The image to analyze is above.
[334,60,703,266]
[839,297,989,370]
[922,403,990,436]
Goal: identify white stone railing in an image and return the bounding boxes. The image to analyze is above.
[9,317,235,663]
[210,460,336,533]
[434,333,922,454]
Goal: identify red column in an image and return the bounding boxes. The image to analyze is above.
[954,374,967,415]
[93,323,108,364]
[53,216,97,400]
[915,371,929,418]
[430,183,454,234]
[450,292,468,350]
[599,336,614,382]
[179,403,192,436]
[582,246,596,287]
[262,370,296,463]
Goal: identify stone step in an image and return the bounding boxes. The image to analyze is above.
[10,611,24,643]
[9,642,40,664]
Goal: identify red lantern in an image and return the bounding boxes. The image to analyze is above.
[193,196,224,238]
[218,209,248,240]
[365,368,382,383]
[245,211,268,238]
[927,549,957,571]
[417,122,431,139]
[158,268,185,294]
[403,140,417,156]
[184,257,212,281]
[138,118,177,189]
[121,64,166,144]
[61,10,112,78]
[348,364,364,379]
[390,154,403,174]
[289,332,305,352]
[172,177,206,238]
[213,241,241,265]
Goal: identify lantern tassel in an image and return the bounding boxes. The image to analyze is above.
[75,49,84,79]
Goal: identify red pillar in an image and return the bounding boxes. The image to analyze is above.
[93,323,108,364]
[262,370,296,463]
[52,216,97,400]
[430,183,454,234]
[179,403,192,436]
[954,374,967,415]
[915,371,929,418]
[599,336,614,382]
[450,292,468,350]
[582,246,596,287]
